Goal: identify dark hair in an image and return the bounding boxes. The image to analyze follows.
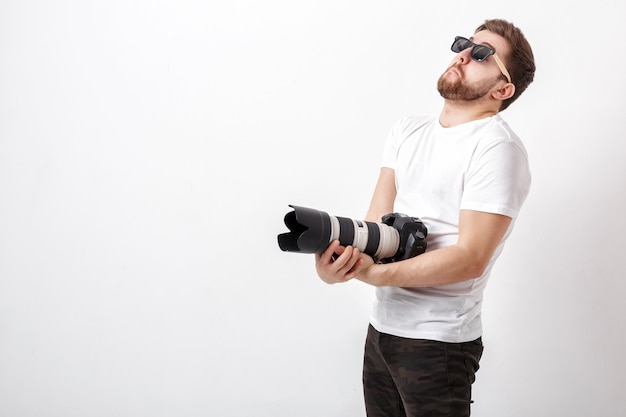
[475,19,535,111]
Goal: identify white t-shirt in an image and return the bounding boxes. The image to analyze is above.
[369,114,531,343]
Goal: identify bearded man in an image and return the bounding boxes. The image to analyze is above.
[314,18,536,417]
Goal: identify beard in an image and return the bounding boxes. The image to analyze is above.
[437,66,499,102]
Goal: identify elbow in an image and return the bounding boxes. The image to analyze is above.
[463,258,490,280]
[457,244,492,280]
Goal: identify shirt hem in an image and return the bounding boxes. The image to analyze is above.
[369,319,482,344]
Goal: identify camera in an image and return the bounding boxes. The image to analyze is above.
[277,205,427,263]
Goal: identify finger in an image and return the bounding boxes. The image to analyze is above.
[317,241,339,271]
[346,257,364,276]
[337,251,366,281]
[319,240,340,263]
[334,246,360,273]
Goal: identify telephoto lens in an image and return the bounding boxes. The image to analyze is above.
[277,205,427,263]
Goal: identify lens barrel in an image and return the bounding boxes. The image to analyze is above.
[277,205,425,261]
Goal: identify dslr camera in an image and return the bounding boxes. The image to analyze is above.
[277,205,427,263]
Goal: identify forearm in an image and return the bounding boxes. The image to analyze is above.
[356,210,512,287]
[356,244,484,287]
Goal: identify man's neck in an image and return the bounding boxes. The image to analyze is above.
[438,100,499,128]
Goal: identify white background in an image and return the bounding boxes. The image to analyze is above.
[1,1,625,416]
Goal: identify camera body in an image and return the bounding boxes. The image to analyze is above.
[277,205,427,263]
[378,212,428,263]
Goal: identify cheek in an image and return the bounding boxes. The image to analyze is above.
[464,63,491,81]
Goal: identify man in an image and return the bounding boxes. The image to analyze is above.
[315,19,536,417]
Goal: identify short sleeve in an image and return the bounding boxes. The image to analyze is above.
[460,138,531,218]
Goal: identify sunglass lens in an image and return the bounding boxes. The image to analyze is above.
[470,44,493,61]
[451,37,472,53]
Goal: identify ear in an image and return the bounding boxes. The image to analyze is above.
[492,82,515,101]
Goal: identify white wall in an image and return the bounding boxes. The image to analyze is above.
[1,1,625,416]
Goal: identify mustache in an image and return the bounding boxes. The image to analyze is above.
[446,63,463,76]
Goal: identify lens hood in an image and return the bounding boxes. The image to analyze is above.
[277,205,332,253]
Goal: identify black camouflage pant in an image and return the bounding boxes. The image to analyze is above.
[363,324,483,417]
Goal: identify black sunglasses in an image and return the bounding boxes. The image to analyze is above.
[450,36,511,83]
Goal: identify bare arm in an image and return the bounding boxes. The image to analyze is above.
[357,209,512,287]
[316,208,512,287]
[316,166,512,287]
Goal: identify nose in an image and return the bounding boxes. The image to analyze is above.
[457,48,472,65]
